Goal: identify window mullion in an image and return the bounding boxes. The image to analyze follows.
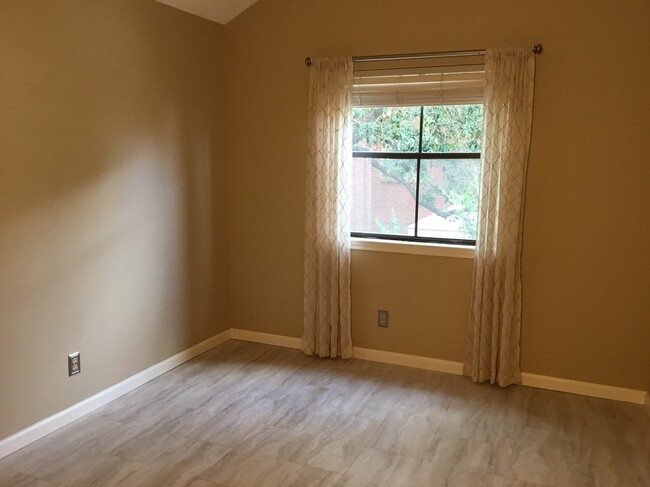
[414,106,425,238]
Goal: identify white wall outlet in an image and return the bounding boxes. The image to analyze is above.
[377,310,389,327]
[68,352,81,376]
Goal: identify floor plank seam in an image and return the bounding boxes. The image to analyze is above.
[2,341,648,486]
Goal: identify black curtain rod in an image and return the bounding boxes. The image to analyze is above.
[305,44,543,67]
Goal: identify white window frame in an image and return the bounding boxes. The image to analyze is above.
[350,62,485,254]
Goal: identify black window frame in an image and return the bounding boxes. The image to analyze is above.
[351,105,481,246]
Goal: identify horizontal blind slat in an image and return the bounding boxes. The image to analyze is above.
[353,64,485,107]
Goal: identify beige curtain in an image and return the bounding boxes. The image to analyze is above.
[302,57,354,358]
[463,47,535,386]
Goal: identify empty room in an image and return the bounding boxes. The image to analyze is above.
[1,0,649,485]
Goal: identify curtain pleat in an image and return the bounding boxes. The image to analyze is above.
[302,57,354,358]
[463,48,535,386]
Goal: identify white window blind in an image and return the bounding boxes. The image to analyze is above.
[353,61,485,107]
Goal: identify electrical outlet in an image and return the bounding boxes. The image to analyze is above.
[377,309,389,327]
[68,352,81,377]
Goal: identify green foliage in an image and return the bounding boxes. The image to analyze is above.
[353,105,483,153]
[375,208,401,234]
[422,105,483,152]
[353,105,483,239]
[353,107,420,152]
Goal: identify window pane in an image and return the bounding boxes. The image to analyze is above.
[351,158,416,236]
[416,159,480,240]
[352,107,421,152]
[422,104,483,153]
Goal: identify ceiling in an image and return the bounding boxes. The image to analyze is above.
[154,0,259,24]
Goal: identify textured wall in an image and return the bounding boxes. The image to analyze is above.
[0,0,228,439]
[224,0,650,390]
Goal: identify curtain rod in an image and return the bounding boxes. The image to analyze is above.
[304,44,543,67]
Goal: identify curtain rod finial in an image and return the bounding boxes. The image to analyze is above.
[532,44,543,54]
[305,57,312,67]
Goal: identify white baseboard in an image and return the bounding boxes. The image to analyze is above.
[0,329,231,460]
[2,327,646,460]
[520,372,647,405]
[353,346,464,375]
[230,329,648,405]
[228,330,463,375]
[230,328,302,349]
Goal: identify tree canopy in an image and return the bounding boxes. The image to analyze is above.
[352,105,483,238]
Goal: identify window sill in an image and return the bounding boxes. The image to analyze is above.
[351,237,475,259]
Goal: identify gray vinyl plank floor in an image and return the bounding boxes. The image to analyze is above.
[1,340,649,486]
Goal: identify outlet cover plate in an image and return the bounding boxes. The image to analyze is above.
[68,352,81,376]
[378,309,389,327]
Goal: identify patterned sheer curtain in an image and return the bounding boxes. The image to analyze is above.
[464,47,536,386]
[302,57,354,358]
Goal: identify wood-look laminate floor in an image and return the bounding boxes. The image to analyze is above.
[2,340,649,486]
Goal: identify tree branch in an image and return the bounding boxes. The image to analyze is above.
[369,160,450,219]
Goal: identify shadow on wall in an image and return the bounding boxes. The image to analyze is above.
[0,0,226,439]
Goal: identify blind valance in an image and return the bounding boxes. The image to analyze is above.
[353,63,485,107]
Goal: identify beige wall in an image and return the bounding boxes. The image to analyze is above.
[225,0,650,390]
[0,0,228,439]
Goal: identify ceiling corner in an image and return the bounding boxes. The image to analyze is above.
[154,0,259,25]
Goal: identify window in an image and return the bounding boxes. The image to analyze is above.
[350,58,485,246]
[351,103,483,245]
